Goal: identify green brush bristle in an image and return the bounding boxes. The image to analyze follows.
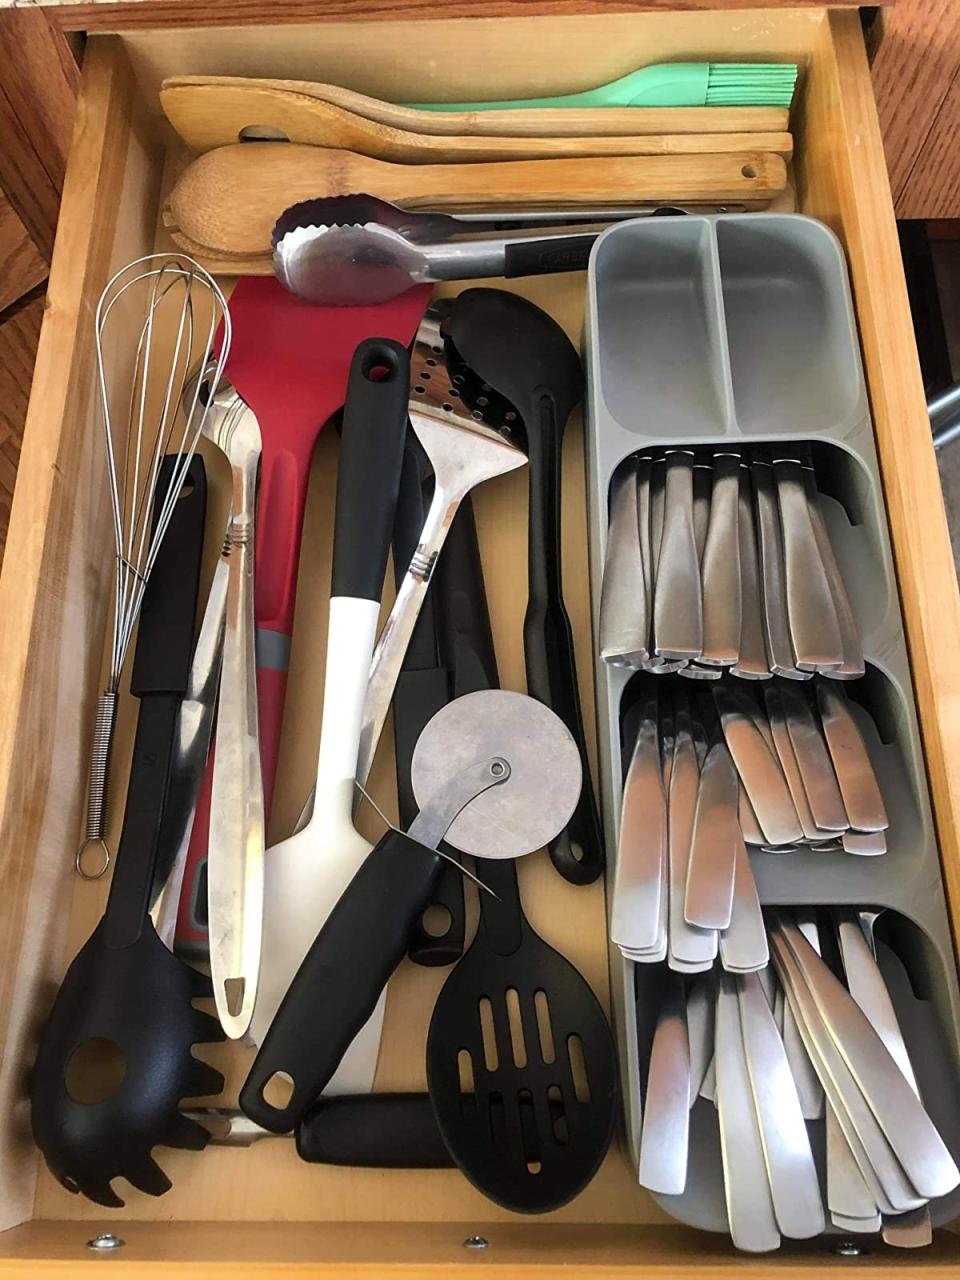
[706,63,798,107]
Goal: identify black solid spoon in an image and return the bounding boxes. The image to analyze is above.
[447,288,604,885]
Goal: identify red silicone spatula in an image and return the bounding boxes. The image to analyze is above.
[176,277,431,955]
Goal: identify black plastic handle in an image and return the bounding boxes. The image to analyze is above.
[240,828,443,1132]
[105,455,207,948]
[503,235,596,281]
[330,338,410,602]
[130,455,207,697]
[523,402,604,886]
[297,1093,453,1168]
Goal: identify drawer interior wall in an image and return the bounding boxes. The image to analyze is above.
[2,6,958,1268]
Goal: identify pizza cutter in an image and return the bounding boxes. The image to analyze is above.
[240,688,581,1133]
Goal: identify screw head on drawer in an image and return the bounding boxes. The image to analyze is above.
[463,1236,490,1250]
[831,1241,869,1258]
[86,1233,125,1251]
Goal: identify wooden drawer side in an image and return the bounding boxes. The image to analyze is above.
[0,38,161,1232]
[797,12,960,958]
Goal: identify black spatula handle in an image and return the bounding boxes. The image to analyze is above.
[331,337,410,602]
[104,455,207,949]
[523,397,604,886]
[297,1093,453,1168]
[240,829,442,1132]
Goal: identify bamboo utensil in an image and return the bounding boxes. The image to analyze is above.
[162,143,788,263]
[161,75,790,140]
[160,79,792,162]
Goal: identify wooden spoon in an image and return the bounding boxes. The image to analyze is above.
[160,79,793,162]
[163,142,788,261]
[162,75,790,140]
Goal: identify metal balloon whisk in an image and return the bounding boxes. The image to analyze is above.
[76,254,231,879]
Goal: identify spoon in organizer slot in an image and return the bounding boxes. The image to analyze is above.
[248,338,410,1082]
[241,688,583,1133]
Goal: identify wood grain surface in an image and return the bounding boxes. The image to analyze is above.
[0,292,43,567]
[871,0,960,218]
[50,0,869,36]
[0,9,79,261]
[0,200,46,316]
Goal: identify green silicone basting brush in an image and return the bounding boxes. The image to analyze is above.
[407,62,799,111]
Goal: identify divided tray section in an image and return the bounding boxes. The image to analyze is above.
[631,911,960,1233]
[588,217,733,448]
[716,216,867,438]
[582,211,960,1231]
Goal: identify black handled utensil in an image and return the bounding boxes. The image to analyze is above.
[31,456,223,1207]
[241,687,581,1133]
[447,287,604,885]
[241,754,511,1132]
[426,842,618,1213]
[391,434,465,968]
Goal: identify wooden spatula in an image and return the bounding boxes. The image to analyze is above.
[162,75,790,140]
[160,79,793,162]
[163,142,788,263]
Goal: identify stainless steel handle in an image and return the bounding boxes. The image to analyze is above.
[209,458,265,1039]
[653,452,702,660]
[700,453,741,666]
[773,457,842,672]
[599,457,648,667]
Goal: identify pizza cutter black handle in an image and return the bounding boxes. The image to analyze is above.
[407,492,498,967]
[297,1093,453,1168]
[503,235,596,280]
[241,829,442,1133]
[104,455,207,949]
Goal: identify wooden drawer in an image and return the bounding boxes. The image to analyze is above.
[2,6,960,1274]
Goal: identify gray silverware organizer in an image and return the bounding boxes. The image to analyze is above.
[583,213,960,1232]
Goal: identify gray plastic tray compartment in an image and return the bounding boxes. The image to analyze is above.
[716,216,866,438]
[583,210,960,1233]
[632,920,960,1234]
[591,218,733,440]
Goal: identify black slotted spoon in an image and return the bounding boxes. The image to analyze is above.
[420,494,617,1213]
[30,456,224,1207]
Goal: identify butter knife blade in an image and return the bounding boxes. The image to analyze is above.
[599,456,649,667]
[638,974,691,1194]
[611,697,667,954]
[715,972,781,1253]
[801,456,864,679]
[778,684,848,832]
[668,706,717,970]
[715,689,803,846]
[773,456,843,671]
[816,683,888,833]
[751,457,802,679]
[736,971,825,1238]
[732,465,772,680]
[700,451,742,666]
[653,451,702,660]
[684,740,739,930]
